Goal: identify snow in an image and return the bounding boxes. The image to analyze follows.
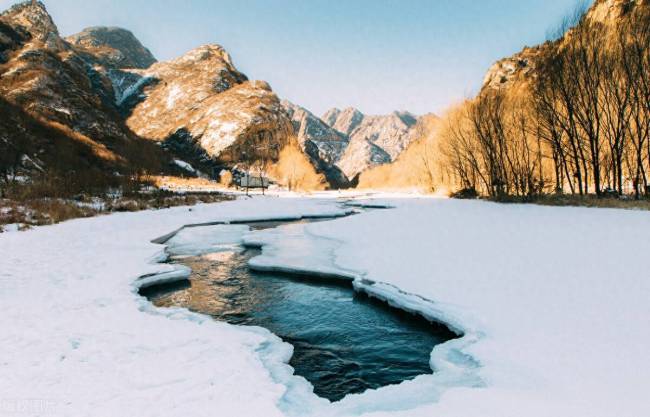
[1,222,23,233]
[246,198,650,416]
[172,158,197,174]
[1,195,649,417]
[0,197,348,417]
[166,224,250,256]
[21,154,44,171]
[115,75,153,106]
[166,85,183,109]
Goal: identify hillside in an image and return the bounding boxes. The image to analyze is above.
[452,0,650,199]
[0,0,167,194]
[0,1,429,193]
[0,1,307,193]
[363,0,650,198]
[323,107,419,180]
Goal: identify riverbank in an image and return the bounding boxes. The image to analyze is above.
[1,196,648,417]
[488,193,650,211]
[0,189,233,232]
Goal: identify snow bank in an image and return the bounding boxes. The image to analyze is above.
[0,197,350,417]
[3,195,648,417]
[172,159,197,174]
[166,224,250,256]
[134,264,192,290]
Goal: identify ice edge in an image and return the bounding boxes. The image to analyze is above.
[243,215,485,416]
[135,207,484,417]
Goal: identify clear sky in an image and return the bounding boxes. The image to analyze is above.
[2,0,587,116]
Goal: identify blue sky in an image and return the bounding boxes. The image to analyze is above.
[2,0,587,115]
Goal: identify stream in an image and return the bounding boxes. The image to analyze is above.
[141,218,456,402]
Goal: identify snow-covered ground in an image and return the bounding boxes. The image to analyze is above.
[1,196,649,417]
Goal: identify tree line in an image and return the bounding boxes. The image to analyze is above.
[439,7,650,199]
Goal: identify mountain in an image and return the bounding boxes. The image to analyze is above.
[0,0,293,186]
[119,44,292,164]
[281,100,349,187]
[481,0,646,94]
[0,0,421,190]
[322,107,419,180]
[357,113,440,191]
[322,107,364,136]
[66,26,156,69]
[0,0,163,184]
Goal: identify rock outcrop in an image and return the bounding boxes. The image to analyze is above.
[481,46,543,92]
[0,0,65,52]
[322,107,364,136]
[121,44,292,164]
[66,26,156,69]
[481,0,649,94]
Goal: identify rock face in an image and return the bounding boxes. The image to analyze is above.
[0,1,134,145]
[322,107,419,180]
[336,138,391,182]
[122,44,292,164]
[481,0,649,94]
[0,0,65,52]
[66,26,156,69]
[281,100,349,187]
[285,103,421,184]
[481,46,543,92]
[587,0,646,23]
[322,107,364,136]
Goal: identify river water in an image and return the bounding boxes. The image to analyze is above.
[141,219,455,402]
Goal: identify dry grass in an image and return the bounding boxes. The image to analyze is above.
[152,176,227,192]
[0,198,98,229]
[490,194,650,211]
[40,119,123,163]
[0,179,233,231]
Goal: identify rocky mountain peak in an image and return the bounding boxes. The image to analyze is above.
[322,107,341,127]
[171,44,233,67]
[121,41,291,165]
[323,107,364,136]
[317,106,422,180]
[393,111,418,127]
[66,26,156,69]
[0,0,64,50]
[587,0,645,23]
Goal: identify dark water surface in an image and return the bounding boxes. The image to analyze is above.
[142,220,455,402]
